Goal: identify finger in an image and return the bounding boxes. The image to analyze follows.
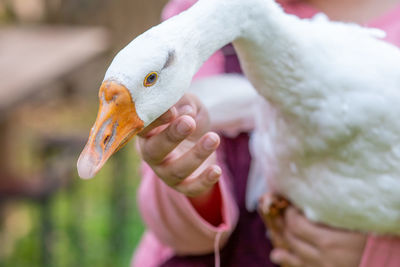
[284,227,320,265]
[270,249,303,267]
[259,201,283,248]
[175,165,221,197]
[258,192,275,215]
[185,94,210,139]
[285,207,325,247]
[138,107,177,137]
[177,103,208,140]
[258,193,285,233]
[268,228,288,249]
[141,115,196,165]
[157,132,220,186]
[176,102,197,118]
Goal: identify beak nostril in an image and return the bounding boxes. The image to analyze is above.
[104,135,110,146]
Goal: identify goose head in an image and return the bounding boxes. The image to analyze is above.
[77,30,196,179]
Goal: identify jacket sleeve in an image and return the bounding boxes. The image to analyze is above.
[359,235,400,267]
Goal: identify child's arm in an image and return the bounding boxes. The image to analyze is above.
[137,157,238,254]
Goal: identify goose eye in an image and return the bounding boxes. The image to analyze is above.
[144,72,158,87]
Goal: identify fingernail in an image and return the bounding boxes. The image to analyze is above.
[168,107,177,118]
[208,167,221,182]
[203,134,218,151]
[177,120,192,135]
[178,105,193,116]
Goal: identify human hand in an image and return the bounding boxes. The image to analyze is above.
[137,93,221,198]
[259,198,367,267]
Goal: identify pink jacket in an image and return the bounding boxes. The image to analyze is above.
[132,0,400,266]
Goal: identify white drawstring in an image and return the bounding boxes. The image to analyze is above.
[214,230,223,267]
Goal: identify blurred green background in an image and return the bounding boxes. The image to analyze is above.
[0,0,167,266]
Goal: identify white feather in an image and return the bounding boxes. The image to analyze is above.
[189,74,259,136]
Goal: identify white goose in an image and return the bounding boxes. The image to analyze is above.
[77,0,400,235]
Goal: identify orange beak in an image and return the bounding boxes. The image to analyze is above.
[77,81,144,179]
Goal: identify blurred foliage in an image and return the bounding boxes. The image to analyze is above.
[1,145,145,267]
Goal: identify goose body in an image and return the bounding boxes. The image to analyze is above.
[78,0,400,234]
